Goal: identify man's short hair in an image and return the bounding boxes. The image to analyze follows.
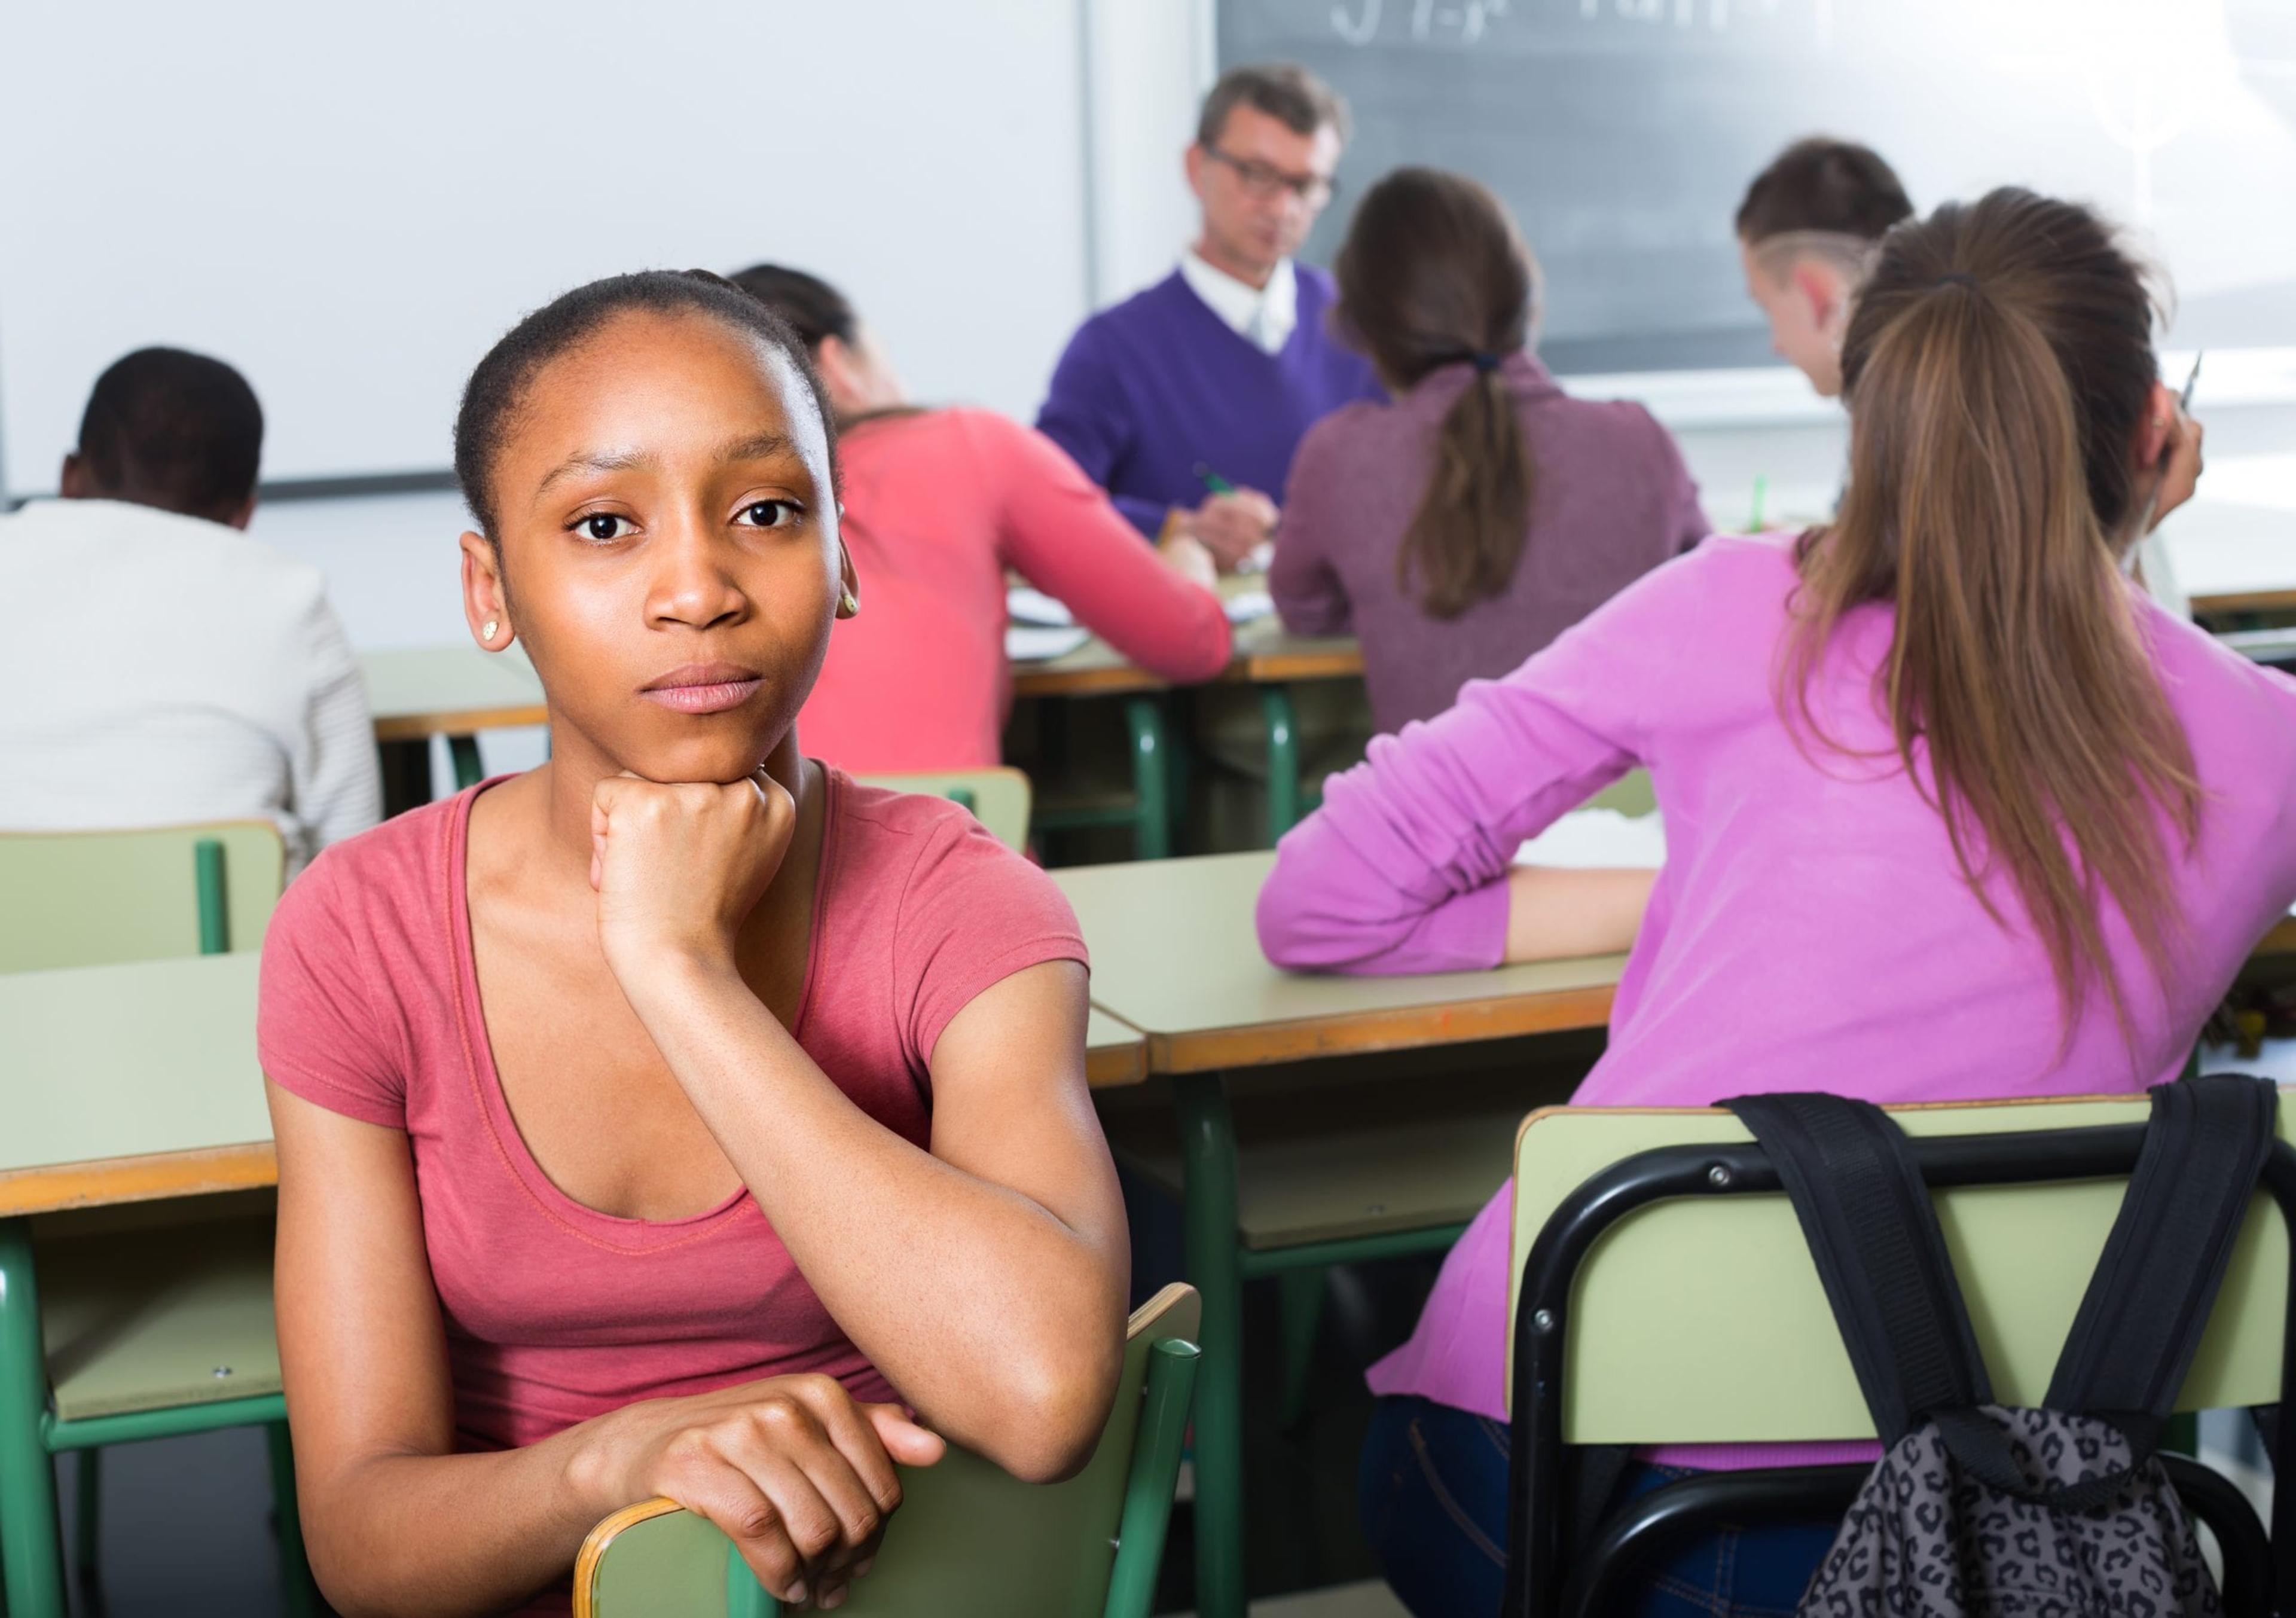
[75,347,262,520]
[1196,62,1350,149]
[1735,137,1913,245]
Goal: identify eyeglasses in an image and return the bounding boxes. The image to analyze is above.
[1206,148,1338,207]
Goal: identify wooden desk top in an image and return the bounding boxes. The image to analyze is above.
[1054,851,1624,1074]
[365,645,545,741]
[1085,1009,1148,1088]
[0,954,274,1217]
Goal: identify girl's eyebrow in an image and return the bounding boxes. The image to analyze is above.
[715,431,796,466]
[535,446,651,497]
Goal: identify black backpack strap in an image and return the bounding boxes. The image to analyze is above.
[2044,1073,2280,1457]
[1723,1092,1994,1447]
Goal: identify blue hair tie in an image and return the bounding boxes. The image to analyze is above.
[1935,271,1979,290]
[1471,350,1502,373]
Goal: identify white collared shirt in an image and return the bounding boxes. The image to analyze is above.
[1180,250,1297,356]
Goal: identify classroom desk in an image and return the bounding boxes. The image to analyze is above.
[0,953,274,1219]
[1015,609,1362,854]
[0,954,1147,1225]
[364,645,546,814]
[1052,850,1623,1618]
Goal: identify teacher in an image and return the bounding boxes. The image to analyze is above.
[1037,62,1381,571]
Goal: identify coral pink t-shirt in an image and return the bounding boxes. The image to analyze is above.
[796,408,1232,773]
[258,769,1089,1459]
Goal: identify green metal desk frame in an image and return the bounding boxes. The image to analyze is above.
[1171,1071,1468,1618]
[1028,697,1175,860]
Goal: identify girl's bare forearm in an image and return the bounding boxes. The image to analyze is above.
[621,957,1120,1468]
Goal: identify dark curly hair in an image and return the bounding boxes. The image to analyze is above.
[452,269,836,542]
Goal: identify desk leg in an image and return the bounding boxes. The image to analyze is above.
[0,1217,66,1618]
[1125,697,1171,861]
[1261,686,1299,846]
[378,737,433,819]
[1176,1072,1245,1618]
[448,735,486,791]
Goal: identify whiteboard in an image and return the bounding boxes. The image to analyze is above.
[1223,0,2296,374]
[0,0,1088,493]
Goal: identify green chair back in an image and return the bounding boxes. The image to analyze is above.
[853,770,1033,854]
[1578,769,1655,819]
[575,1284,1201,1618]
[1508,1094,2294,1443]
[0,822,286,972]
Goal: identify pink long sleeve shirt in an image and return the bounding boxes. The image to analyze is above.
[1256,533,2296,1458]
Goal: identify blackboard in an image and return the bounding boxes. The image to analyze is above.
[1221,0,2296,374]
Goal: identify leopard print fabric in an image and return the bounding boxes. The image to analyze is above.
[1800,1406,2220,1616]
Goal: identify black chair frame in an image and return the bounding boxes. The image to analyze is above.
[1500,1125,2296,1618]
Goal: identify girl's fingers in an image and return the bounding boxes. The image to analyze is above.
[673,1469,807,1606]
[862,1401,948,1467]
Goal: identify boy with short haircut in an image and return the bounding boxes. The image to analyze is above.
[1736,137,1913,396]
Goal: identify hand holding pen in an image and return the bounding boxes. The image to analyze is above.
[1186,462,1279,572]
[2139,352,2206,535]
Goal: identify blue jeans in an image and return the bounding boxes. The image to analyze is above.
[1358,1396,1839,1617]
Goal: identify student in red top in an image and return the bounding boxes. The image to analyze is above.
[728,264,1232,773]
[258,271,1130,1616]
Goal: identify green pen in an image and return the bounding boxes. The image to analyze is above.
[1749,473,1768,533]
[1193,462,1237,496]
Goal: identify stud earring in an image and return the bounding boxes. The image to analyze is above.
[481,619,499,642]
[837,588,859,618]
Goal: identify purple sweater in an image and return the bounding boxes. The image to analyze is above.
[1269,352,1709,734]
[1036,266,1382,536]
[1256,535,2296,1456]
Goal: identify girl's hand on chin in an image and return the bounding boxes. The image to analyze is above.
[590,768,795,987]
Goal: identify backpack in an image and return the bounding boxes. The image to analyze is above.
[1723,1076,2279,1618]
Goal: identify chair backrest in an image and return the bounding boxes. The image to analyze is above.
[573,1284,1201,1618]
[853,769,1032,854]
[0,822,286,972]
[1507,1095,2295,1445]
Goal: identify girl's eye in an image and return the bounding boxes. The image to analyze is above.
[738,500,801,529]
[577,513,631,542]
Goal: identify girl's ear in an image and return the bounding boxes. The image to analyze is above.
[835,544,860,619]
[460,530,514,649]
[1794,260,1844,337]
[2132,380,2176,472]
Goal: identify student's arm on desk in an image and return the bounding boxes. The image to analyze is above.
[1266,420,1354,636]
[1035,326,1167,538]
[1257,618,1653,975]
[988,414,1232,681]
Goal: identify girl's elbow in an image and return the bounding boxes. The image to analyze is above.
[982,1342,1124,1484]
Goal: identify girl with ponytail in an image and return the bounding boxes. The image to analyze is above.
[1268,167,1709,734]
[1259,188,2288,1618]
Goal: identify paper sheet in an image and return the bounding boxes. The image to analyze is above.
[1005,624,1092,663]
[1513,809,1668,869]
[1006,587,1074,627]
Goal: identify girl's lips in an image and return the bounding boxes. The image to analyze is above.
[640,679,763,715]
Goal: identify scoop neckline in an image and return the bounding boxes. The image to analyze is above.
[441,770,841,1243]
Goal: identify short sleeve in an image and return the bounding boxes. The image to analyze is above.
[891,815,1089,1069]
[257,850,407,1128]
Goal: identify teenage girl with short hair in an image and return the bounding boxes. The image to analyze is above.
[1260,189,2292,1616]
[260,271,1129,1616]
